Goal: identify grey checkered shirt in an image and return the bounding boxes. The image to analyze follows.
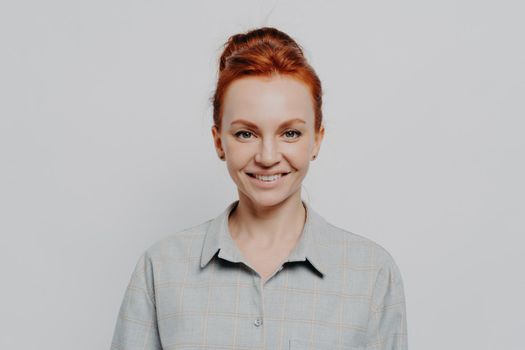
[110,200,408,350]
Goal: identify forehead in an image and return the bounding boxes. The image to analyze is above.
[222,75,314,127]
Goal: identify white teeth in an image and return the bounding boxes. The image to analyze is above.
[254,173,283,181]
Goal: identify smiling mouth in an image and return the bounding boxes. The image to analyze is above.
[246,172,291,178]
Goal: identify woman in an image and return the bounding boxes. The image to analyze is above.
[111,27,408,350]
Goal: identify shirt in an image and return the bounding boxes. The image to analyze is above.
[110,199,408,350]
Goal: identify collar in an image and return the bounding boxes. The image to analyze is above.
[200,199,328,277]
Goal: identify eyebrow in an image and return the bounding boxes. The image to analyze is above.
[229,118,306,129]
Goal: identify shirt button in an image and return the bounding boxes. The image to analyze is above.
[254,318,263,327]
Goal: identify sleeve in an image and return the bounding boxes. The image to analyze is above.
[365,256,408,350]
[110,251,163,350]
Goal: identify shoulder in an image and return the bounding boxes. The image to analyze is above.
[124,219,214,300]
[320,219,402,273]
[140,219,213,263]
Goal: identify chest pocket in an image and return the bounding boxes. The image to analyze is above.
[289,338,365,350]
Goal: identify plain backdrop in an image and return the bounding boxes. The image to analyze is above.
[1,0,524,349]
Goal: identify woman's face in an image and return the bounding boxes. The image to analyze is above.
[212,74,324,207]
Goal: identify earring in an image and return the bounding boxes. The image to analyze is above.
[312,154,317,160]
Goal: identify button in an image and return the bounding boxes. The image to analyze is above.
[254,318,263,327]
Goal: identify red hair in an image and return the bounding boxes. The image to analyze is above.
[211,27,323,133]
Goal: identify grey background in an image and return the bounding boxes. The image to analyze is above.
[1,0,523,349]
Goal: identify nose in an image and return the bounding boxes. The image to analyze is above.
[254,138,282,166]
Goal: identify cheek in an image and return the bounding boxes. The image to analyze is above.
[285,142,311,167]
[225,142,253,164]
[224,140,252,173]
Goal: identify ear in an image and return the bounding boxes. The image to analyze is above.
[312,124,325,158]
[211,125,225,159]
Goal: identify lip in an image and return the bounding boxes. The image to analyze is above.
[245,172,290,188]
[245,171,291,176]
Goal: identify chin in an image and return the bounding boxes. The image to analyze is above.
[244,191,299,208]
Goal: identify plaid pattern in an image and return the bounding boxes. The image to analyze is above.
[110,200,408,350]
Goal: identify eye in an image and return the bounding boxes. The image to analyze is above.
[283,129,302,139]
[234,130,254,140]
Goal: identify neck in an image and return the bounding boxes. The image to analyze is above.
[228,194,306,248]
